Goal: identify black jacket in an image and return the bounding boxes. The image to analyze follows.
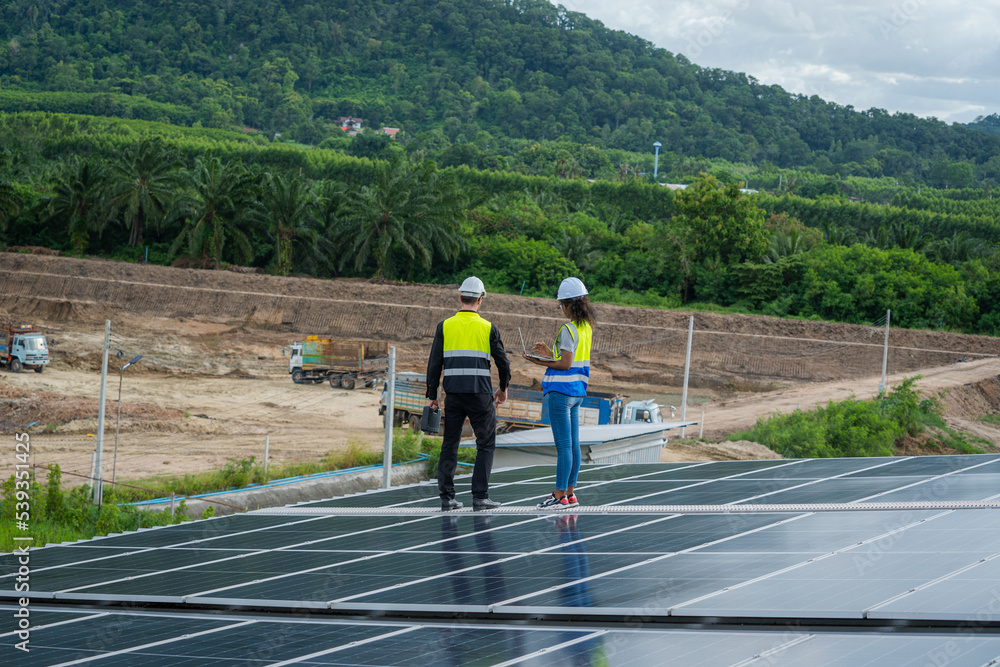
[426,313,511,399]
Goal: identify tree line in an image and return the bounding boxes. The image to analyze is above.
[4,113,1000,336]
[2,136,469,279]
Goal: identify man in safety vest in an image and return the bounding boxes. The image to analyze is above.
[426,276,511,511]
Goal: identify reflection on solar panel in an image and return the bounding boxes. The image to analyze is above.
[4,454,1000,665]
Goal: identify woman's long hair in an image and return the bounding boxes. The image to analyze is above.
[560,296,596,326]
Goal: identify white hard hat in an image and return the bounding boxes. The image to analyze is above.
[557,277,588,300]
[458,276,486,298]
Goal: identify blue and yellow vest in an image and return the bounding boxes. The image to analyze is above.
[541,321,592,397]
[442,311,494,394]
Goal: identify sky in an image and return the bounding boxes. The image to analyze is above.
[561,0,1000,124]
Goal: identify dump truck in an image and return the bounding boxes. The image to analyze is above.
[282,337,388,389]
[1,324,49,373]
[379,372,665,431]
[379,372,431,430]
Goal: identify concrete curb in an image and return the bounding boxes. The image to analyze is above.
[141,462,429,519]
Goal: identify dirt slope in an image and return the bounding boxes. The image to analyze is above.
[3,253,999,386]
[1,253,999,486]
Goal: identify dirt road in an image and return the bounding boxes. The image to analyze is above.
[698,356,1000,440]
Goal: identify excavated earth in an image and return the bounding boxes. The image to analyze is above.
[1,252,999,489]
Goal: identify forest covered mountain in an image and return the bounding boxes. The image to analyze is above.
[2,0,999,181]
[4,0,1000,338]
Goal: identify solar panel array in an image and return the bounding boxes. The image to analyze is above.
[6,454,1000,665]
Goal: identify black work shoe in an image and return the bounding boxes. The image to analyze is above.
[441,499,463,511]
[472,498,502,511]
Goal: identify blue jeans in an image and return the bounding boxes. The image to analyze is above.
[546,391,584,491]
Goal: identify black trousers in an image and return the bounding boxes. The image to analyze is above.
[438,392,496,500]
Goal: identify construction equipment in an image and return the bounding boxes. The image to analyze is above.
[379,372,665,432]
[0,324,49,373]
[498,386,663,431]
[282,337,388,389]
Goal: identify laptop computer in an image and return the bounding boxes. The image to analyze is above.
[519,327,554,362]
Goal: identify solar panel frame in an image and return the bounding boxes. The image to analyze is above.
[8,606,1000,667]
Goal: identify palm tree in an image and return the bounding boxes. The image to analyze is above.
[171,157,254,266]
[863,221,933,253]
[40,157,107,255]
[315,180,350,275]
[820,222,856,246]
[616,163,635,182]
[889,221,934,253]
[554,150,582,179]
[247,172,323,276]
[331,158,466,280]
[589,202,635,235]
[552,229,604,272]
[763,229,808,263]
[0,182,23,231]
[932,232,984,267]
[106,137,184,247]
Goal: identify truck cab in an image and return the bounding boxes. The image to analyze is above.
[281,341,307,383]
[616,399,663,425]
[283,342,304,374]
[2,325,49,373]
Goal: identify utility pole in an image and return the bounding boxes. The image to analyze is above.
[92,320,110,505]
[680,316,693,438]
[879,310,891,394]
[263,436,270,480]
[382,346,396,489]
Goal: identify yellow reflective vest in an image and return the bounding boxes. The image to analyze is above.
[541,321,592,396]
[441,311,494,394]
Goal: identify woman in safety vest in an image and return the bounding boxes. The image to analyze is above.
[524,277,595,509]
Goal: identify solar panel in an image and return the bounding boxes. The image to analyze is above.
[5,454,1000,664]
[7,608,1000,666]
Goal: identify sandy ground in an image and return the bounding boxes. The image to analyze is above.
[4,365,386,485]
[3,254,1000,488]
[9,346,1000,487]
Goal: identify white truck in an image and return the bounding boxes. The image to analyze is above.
[1,324,49,373]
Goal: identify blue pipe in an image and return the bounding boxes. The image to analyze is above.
[127,454,429,506]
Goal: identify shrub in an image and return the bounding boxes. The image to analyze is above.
[728,376,935,458]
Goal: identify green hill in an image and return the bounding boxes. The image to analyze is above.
[3,1,1000,338]
[2,0,999,181]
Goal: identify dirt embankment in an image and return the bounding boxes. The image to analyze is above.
[1,253,999,486]
[0,384,183,435]
[3,253,999,387]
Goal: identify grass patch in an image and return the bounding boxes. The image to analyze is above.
[981,414,1000,426]
[1,465,188,552]
[726,376,986,457]
[109,428,440,503]
[2,429,483,551]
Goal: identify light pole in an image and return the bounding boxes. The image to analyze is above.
[111,355,142,491]
[653,141,662,179]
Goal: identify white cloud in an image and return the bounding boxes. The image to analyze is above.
[562,0,1000,122]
